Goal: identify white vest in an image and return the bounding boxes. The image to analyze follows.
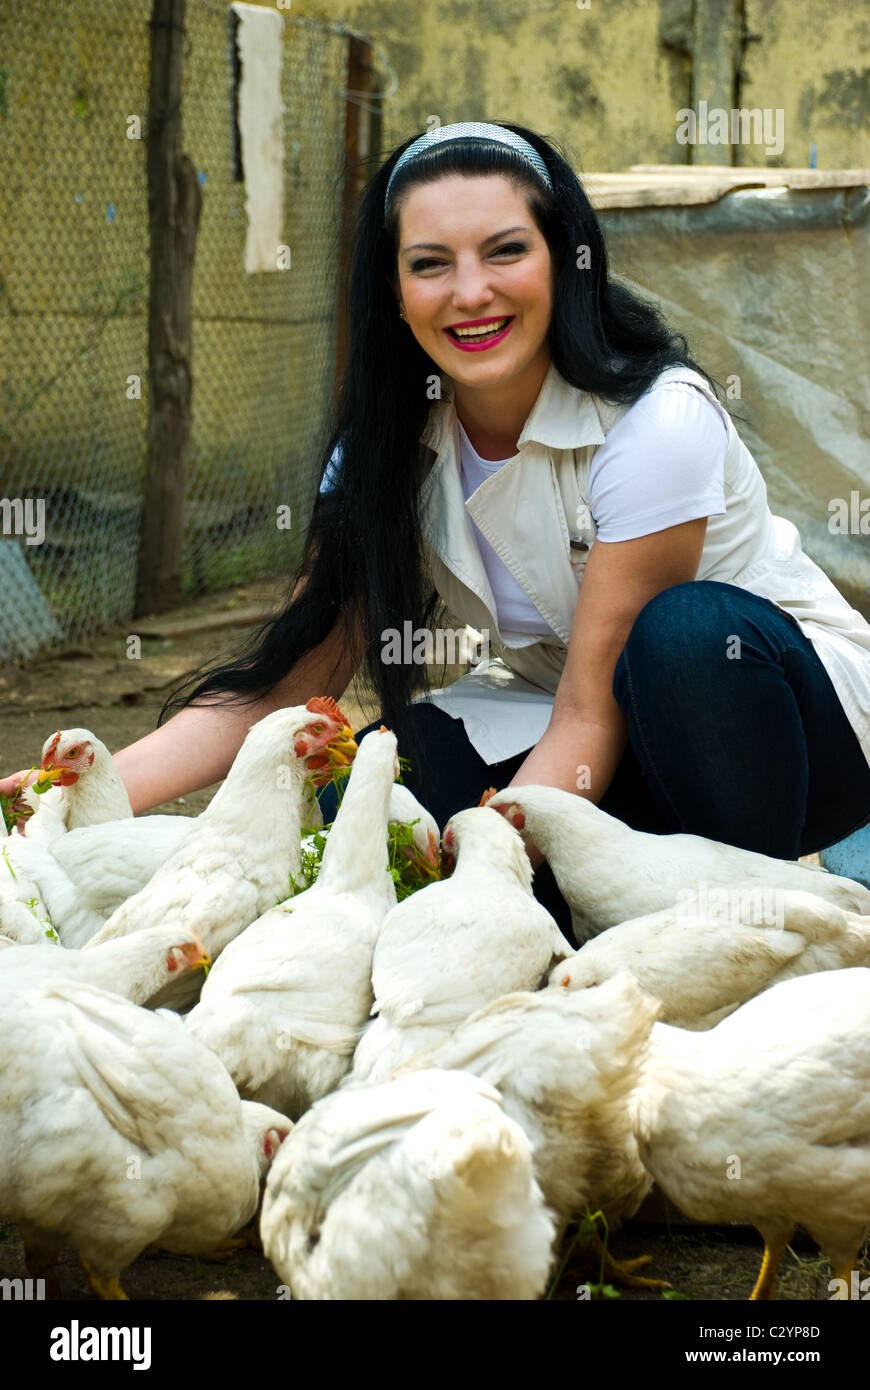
[415,360,870,769]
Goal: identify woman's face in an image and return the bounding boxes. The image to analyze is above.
[393,174,553,393]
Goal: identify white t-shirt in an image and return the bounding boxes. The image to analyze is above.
[455,381,728,640]
[321,382,729,644]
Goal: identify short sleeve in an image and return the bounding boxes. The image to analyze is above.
[319,441,343,494]
[589,383,728,543]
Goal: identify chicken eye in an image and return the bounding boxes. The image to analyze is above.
[312,723,325,733]
[67,747,80,758]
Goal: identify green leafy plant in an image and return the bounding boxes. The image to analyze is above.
[288,826,328,896]
[1,764,56,834]
[289,817,440,903]
[290,757,440,903]
[546,1206,621,1301]
[1,842,17,879]
[23,898,59,943]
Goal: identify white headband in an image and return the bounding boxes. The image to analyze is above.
[384,121,554,214]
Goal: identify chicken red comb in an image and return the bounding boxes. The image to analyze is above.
[41,730,62,768]
[306,695,351,728]
[478,786,498,807]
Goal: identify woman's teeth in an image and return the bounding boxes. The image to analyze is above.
[449,317,511,341]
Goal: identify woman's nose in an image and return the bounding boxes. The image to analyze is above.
[450,260,494,310]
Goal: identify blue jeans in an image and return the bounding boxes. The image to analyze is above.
[319,582,870,939]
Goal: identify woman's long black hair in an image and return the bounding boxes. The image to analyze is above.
[160,122,724,770]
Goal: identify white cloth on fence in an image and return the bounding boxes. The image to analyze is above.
[231,2,285,274]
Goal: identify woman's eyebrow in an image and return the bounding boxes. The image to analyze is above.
[401,226,530,256]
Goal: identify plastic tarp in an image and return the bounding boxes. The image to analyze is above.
[598,183,870,617]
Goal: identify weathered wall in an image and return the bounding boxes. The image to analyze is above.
[288,0,868,169]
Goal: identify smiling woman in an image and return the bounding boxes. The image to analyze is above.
[72,119,870,931]
[392,172,555,453]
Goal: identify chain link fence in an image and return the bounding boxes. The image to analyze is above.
[0,0,352,658]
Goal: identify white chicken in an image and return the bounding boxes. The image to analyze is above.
[0,977,290,1299]
[3,718,348,952]
[186,726,400,1117]
[83,701,357,1009]
[349,805,572,1084]
[485,785,870,942]
[22,728,133,842]
[631,967,870,1299]
[260,1068,555,1300]
[0,923,210,1005]
[397,975,661,1263]
[1,812,54,941]
[7,814,195,949]
[550,889,870,1029]
[386,782,441,868]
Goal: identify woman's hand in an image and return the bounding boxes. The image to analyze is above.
[0,769,39,834]
[0,770,34,799]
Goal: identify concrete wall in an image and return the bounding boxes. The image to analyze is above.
[289,0,868,169]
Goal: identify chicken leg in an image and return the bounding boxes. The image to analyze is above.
[23,1237,62,1300]
[749,1226,793,1300]
[81,1256,128,1301]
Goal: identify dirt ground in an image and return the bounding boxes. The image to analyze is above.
[0,582,857,1302]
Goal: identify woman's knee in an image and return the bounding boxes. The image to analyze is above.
[612,581,742,706]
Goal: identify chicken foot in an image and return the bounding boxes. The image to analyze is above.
[587,1234,671,1292]
[81,1255,128,1300]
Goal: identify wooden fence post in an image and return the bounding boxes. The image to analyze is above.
[334,34,375,412]
[135,0,202,615]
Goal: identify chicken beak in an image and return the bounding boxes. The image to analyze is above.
[181,939,212,975]
[326,727,358,767]
[34,766,75,790]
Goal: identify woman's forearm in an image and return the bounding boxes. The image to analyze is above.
[113,616,359,815]
[112,700,257,814]
[509,707,627,800]
[505,707,628,866]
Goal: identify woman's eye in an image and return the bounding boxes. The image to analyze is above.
[410,243,526,273]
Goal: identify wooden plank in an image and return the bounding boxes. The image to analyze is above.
[133,605,271,639]
[628,163,870,184]
[582,165,869,209]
